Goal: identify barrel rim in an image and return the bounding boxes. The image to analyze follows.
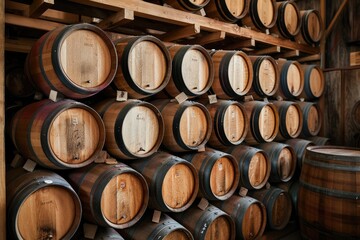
[305,145,360,160]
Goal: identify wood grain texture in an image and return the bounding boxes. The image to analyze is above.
[259,59,277,95]
[0,0,5,236]
[283,2,299,35]
[179,106,208,147]
[205,0,248,22]
[209,156,236,197]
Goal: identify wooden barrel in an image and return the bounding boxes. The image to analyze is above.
[209,50,253,99]
[241,0,278,31]
[352,100,360,130]
[181,148,240,200]
[271,1,301,39]
[297,101,322,137]
[10,99,105,169]
[112,35,171,99]
[94,227,125,240]
[243,101,279,144]
[225,145,271,189]
[162,0,210,12]
[165,45,214,98]
[298,146,360,239]
[5,66,35,98]
[276,59,304,99]
[249,56,280,98]
[295,9,324,45]
[307,136,330,146]
[272,101,303,141]
[284,138,314,170]
[68,163,149,229]
[7,168,82,240]
[204,0,250,23]
[152,99,212,152]
[27,23,117,99]
[213,195,267,240]
[94,99,164,159]
[119,212,194,240]
[257,142,297,183]
[300,65,325,100]
[204,100,249,149]
[276,181,300,217]
[129,152,199,212]
[171,204,236,240]
[249,187,292,230]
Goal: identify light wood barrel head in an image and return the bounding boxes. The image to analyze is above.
[163,230,192,240]
[224,104,246,144]
[311,147,360,156]
[204,216,232,240]
[307,11,322,41]
[128,41,167,91]
[226,0,246,17]
[278,147,294,180]
[307,105,319,135]
[210,156,236,197]
[286,63,302,96]
[285,104,301,137]
[258,105,277,141]
[228,54,251,95]
[309,68,324,98]
[248,152,268,188]
[17,186,77,240]
[49,108,101,164]
[257,0,275,28]
[122,106,160,156]
[162,163,196,210]
[259,59,276,95]
[101,173,145,225]
[284,3,299,35]
[242,201,265,239]
[179,106,208,147]
[272,192,292,227]
[59,29,112,88]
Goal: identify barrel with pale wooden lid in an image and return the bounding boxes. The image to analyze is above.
[181,148,240,200]
[296,9,324,45]
[27,23,117,99]
[161,0,210,12]
[210,50,253,99]
[10,99,105,169]
[297,101,322,137]
[204,0,250,22]
[241,0,278,31]
[152,99,212,152]
[112,35,171,99]
[300,65,325,100]
[213,195,267,240]
[276,59,304,99]
[165,45,214,98]
[130,152,199,212]
[68,162,149,229]
[271,1,301,39]
[7,168,82,240]
[94,99,164,160]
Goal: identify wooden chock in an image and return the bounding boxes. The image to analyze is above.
[152,210,162,223]
[175,92,188,104]
[49,90,63,102]
[208,94,217,104]
[239,187,248,197]
[116,90,128,102]
[23,159,37,172]
[197,198,209,210]
[10,154,25,168]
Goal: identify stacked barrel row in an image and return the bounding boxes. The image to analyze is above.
[5,22,326,240]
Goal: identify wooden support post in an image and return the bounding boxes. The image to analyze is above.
[96,8,134,30]
[29,0,55,18]
[187,31,225,45]
[325,0,349,39]
[159,24,200,42]
[252,46,281,55]
[0,0,5,238]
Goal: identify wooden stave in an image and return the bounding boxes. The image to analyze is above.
[276,59,305,99]
[297,101,322,138]
[204,0,250,23]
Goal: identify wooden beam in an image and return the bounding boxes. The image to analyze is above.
[225,39,256,50]
[5,37,36,53]
[5,13,63,31]
[188,31,225,45]
[159,24,200,42]
[275,50,300,59]
[297,54,321,63]
[325,0,349,38]
[0,0,5,238]
[29,0,54,18]
[96,8,134,30]
[320,0,326,68]
[252,46,281,55]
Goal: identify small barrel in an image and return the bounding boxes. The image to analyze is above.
[275,59,304,99]
[271,1,301,39]
[5,66,36,98]
[284,138,314,170]
[112,35,171,99]
[152,99,212,152]
[249,56,280,98]
[10,99,105,169]
[243,101,280,144]
[298,146,360,239]
[26,23,117,99]
[94,99,164,159]
[225,145,271,190]
[272,100,303,141]
[306,136,330,146]
[181,148,240,200]
[204,100,249,149]
[249,187,292,230]
[129,152,199,212]
[300,65,325,100]
[352,100,360,130]
[241,0,278,32]
[257,142,297,183]
[165,45,214,98]
[297,101,322,137]
[209,50,253,99]
[295,9,324,45]
[171,204,236,240]
[213,195,267,240]
[7,168,82,240]
[67,163,149,229]
[204,0,250,23]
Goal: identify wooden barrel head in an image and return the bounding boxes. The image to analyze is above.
[204,215,232,240]
[210,156,236,197]
[224,104,246,144]
[17,186,78,240]
[226,0,246,18]
[49,108,101,164]
[309,67,324,98]
[163,230,192,240]
[122,105,160,156]
[258,59,277,95]
[307,105,320,135]
[285,104,301,137]
[59,29,112,88]
[278,147,295,180]
[242,201,266,239]
[286,63,302,96]
[162,163,196,209]
[284,3,299,35]
[228,53,251,95]
[259,105,277,141]
[249,152,268,188]
[310,147,360,156]
[101,172,145,225]
[307,11,322,42]
[257,0,275,28]
[271,192,292,228]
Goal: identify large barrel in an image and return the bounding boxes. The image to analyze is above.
[213,195,267,240]
[241,0,278,32]
[298,146,360,239]
[275,59,304,99]
[284,138,314,171]
[67,163,149,229]
[295,9,324,45]
[249,187,292,230]
[94,99,164,159]
[171,204,236,240]
[181,148,240,200]
[243,101,279,144]
[129,152,199,212]
[300,65,325,100]
[26,23,117,99]
[10,99,105,169]
[152,99,212,152]
[271,1,301,39]
[204,0,250,23]
[298,101,322,137]
[257,142,297,183]
[165,45,214,98]
[112,35,171,99]
[7,169,82,240]
[6,66,35,98]
[209,50,253,99]
[225,145,271,190]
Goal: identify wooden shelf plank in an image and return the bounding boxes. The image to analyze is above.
[159,24,200,42]
[29,0,54,18]
[0,0,5,238]
[252,46,281,55]
[5,37,36,53]
[5,13,64,31]
[96,8,134,30]
[189,31,226,45]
